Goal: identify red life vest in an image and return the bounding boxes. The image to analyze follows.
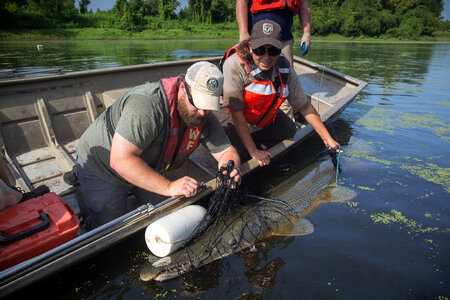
[158,77,203,171]
[221,45,291,128]
[250,0,300,14]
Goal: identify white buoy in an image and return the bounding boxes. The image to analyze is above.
[37,45,43,51]
[145,205,206,257]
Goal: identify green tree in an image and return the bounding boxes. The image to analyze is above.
[188,0,232,23]
[78,0,90,14]
[159,0,179,20]
[398,5,439,38]
[310,1,341,35]
[382,0,415,12]
[26,0,77,22]
[416,0,443,17]
[339,0,382,37]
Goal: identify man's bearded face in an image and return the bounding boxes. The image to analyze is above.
[177,97,209,127]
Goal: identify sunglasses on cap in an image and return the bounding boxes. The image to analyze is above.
[184,80,197,108]
[252,46,281,56]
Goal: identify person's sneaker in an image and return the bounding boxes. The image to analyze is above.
[21,185,50,201]
[63,166,78,186]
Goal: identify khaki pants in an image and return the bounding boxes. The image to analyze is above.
[280,39,295,119]
[214,108,297,162]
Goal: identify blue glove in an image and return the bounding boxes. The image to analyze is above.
[300,42,309,56]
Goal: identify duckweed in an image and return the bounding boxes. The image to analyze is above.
[357,186,375,191]
[155,289,177,299]
[348,140,449,193]
[400,163,450,193]
[370,209,441,235]
[356,107,450,142]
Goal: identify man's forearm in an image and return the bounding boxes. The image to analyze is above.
[111,154,172,196]
[236,0,250,38]
[299,0,311,33]
[215,146,241,171]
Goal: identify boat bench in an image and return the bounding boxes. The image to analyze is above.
[102,88,130,107]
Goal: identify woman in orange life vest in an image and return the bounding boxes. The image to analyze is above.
[236,0,311,120]
[221,20,340,167]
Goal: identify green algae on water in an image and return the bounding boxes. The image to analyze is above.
[357,107,450,143]
[400,163,450,193]
[370,209,441,235]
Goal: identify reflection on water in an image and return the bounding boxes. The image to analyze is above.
[0,40,235,79]
[5,41,450,299]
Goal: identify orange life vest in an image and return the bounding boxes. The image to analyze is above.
[158,77,203,171]
[221,45,291,128]
[250,0,300,14]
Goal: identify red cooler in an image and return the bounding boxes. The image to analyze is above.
[0,192,80,271]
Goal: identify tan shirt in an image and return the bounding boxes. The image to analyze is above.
[222,53,307,112]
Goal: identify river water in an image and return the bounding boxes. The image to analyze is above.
[2,40,449,299]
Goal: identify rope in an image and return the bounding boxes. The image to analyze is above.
[333,151,341,182]
[317,66,325,97]
[246,194,294,212]
[313,145,341,182]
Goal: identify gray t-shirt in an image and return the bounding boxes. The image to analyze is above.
[76,81,230,186]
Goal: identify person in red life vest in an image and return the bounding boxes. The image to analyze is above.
[236,0,311,119]
[236,0,311,62]
[221,20,339,167]
[76,62,241,230]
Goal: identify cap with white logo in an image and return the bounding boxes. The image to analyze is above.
[250,19,283,50]
[185,62,224,111]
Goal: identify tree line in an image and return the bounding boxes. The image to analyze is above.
[0,0,447,40]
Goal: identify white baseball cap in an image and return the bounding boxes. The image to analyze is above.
[185,62,224,111]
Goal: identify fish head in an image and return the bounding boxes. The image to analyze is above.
[139,256,176,281]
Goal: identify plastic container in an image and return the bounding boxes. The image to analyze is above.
[145,205,206,257]
[0,192,80,271]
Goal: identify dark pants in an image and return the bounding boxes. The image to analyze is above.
[214,108,297,162]
[76,161,166,230]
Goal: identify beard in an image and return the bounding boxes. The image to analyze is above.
[177,100,209,127]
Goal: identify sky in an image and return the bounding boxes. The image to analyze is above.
[88,0,449,20]
[88,0,188,12]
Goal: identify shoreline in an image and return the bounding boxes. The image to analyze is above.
[1,28,449,43]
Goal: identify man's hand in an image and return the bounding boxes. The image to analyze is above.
[221,166,242,189]
[324,138,342,153]
[239,31,250,42]
[166,176,200,198]
[219,160,242,189]
[230,167,242,188]
[300,32,311,56]
[250,149,272,167]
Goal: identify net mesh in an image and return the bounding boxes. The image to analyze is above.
[179,161,293,272]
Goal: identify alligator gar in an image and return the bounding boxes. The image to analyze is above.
[140,159,356,282]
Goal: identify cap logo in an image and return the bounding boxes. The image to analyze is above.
[263,23,273,35]
[206,77,219,92]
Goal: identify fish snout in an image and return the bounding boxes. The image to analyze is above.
[140,268,161,282]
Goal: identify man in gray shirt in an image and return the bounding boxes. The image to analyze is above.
[76,62,241,229]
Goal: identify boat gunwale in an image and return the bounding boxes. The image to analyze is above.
[0,57,223,87]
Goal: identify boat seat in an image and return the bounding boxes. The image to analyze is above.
[102,88,130,107]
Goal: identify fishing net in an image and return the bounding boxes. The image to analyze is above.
[180,160,295,271]
[141,151,342,281]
